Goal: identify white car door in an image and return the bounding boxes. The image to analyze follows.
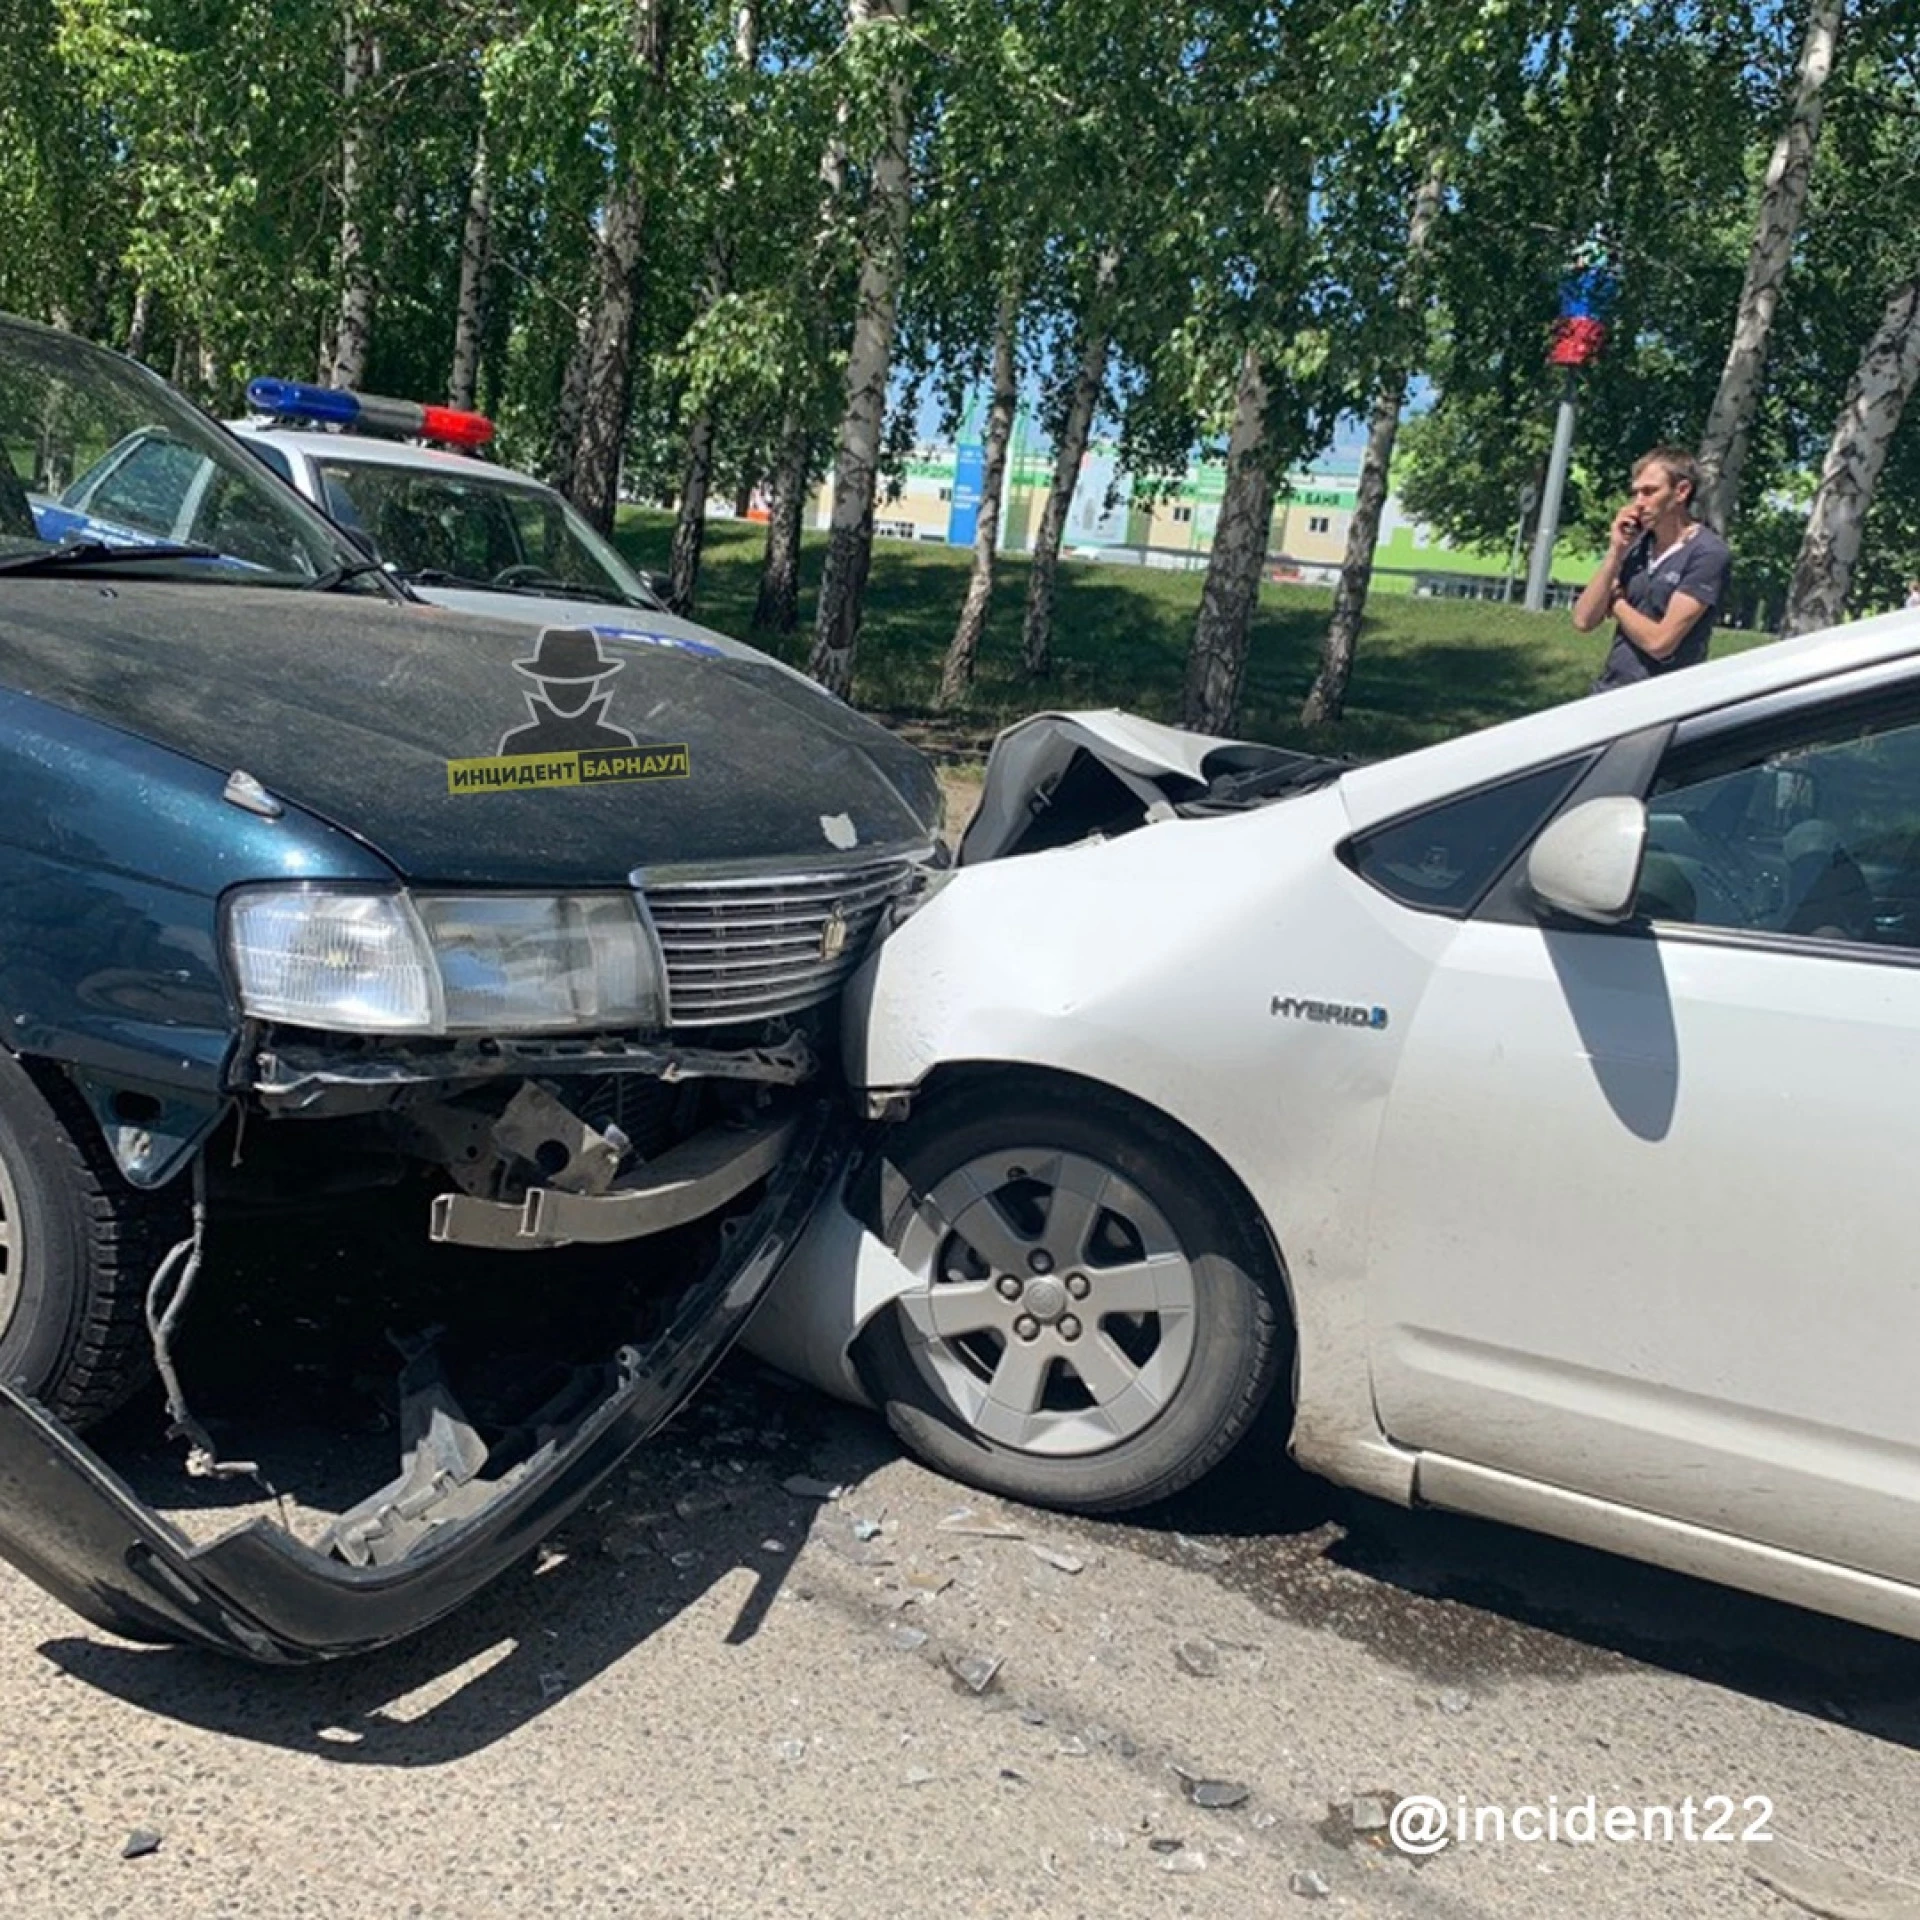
[1365,672,1920,1587]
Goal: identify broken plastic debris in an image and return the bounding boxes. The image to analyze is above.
[1160,1849,1207,1874]
[902,1766,938,1787]
[949,1652,1003,1694]
[1174,1532,1231,1566]
[759,1538,788,1554]
[314,1724,365,1747]
[1192,1780,1252,1811]
[1438,1687,1472,1715]
[937,1508,1024,1538]
[1290,1868,1332,1898]
[852,1517,884,1542]
[1351,1796,1389,1833]
[1174,1637,1222,1678]
[782,1474,845,1500]
[776,1738,807,1763]
[1057,1735,1090,1758]
[538,1670,567,1700]
[1028,1543,1086,1574]
[120,1830,162,1860]
[887,1624,929,1652]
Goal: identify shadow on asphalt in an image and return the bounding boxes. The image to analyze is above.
[37,1354,883,1765]
[36,1197,1920,1760]
[1112,1383,1920,1752]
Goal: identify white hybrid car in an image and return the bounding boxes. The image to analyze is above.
[751,609,1920,1644]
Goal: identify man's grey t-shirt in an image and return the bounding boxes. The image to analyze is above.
[1595,521,1733,691]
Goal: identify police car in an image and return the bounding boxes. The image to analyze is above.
[56,375,769,665]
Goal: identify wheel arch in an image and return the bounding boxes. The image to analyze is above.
[882,1057,1298,1354]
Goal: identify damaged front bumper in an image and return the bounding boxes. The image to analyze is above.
[0,1100,849,1664]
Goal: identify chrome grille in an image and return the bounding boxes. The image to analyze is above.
[645,856,923,1027]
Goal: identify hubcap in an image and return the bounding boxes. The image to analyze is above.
[893,1145,1198,1457]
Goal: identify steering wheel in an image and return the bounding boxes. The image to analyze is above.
[491,563,551,587]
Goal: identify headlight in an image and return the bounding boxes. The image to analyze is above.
[226,887,666,1035]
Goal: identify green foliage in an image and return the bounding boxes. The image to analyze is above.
[611,505,1769,755]
[4,0,1920,637]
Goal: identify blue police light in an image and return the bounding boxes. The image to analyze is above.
[244,378,494,447]
[247,378,360,426]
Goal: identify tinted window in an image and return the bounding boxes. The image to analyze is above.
[1348,759,1589,915]
[246,439,295,484]
[1639,687,1920,948]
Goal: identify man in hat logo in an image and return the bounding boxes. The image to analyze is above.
[497,627,638,754]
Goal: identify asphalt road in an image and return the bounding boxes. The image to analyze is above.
[4,1225,1920,1920]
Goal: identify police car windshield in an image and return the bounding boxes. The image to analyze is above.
[313,458,662,608]
[0,319,366,586]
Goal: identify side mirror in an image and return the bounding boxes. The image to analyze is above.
[1526,796,1648,924]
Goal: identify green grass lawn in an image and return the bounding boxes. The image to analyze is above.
[612,509,1769,761]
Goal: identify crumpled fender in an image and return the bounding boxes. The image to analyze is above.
[0,1101,849,1663]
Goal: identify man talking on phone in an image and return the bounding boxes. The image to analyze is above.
[1571,446,1732,693]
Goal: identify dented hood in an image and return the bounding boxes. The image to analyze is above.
[0,581,940,884]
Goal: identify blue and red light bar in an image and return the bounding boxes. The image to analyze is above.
[245,377,495,449]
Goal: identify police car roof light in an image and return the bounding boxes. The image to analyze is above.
[245,377,494,449]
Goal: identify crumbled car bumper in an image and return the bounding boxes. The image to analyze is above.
[0,1100,847,1663]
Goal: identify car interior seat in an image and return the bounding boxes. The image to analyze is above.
[1780,819,1875,941]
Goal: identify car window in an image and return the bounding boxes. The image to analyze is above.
[1347,758,1590,915]
[1639,687,1920,948]
[245,439,296,485]
[81,435,205,536]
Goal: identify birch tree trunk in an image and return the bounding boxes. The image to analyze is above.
[1021,255,1116,676]
[448,128,492,412]
[124,284,153,363]
[329,16,378,390]
[1783,276,1920,636]
[807,0,911,699]
[753,417,810,631]
[668,410,716,610]
[559,0,667,535]
[1183,344,1277,734]
[938,283,1019,708]
[549,300,592,495]
[667,3,756,616]
[756,17,848,630]
[564,179,647,534]
[1301,159,1445,728]
[1696,0,1842,532]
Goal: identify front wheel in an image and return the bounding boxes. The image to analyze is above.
[0,1052,171,1426]
[855,1081,1286,1513]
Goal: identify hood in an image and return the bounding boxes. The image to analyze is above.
[406,583,794,675]
[0,581,940,885]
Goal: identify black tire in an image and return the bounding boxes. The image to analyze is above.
[854,1079,1287,1513]
[0,1052,172,1426]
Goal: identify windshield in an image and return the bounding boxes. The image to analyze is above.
[312,456,663,608]
[0,318,368,586]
